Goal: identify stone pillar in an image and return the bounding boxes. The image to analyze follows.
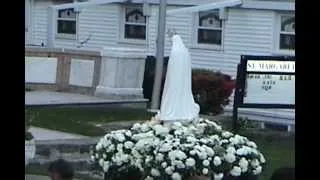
[95,47,146,99]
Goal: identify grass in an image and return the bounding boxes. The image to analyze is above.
[25,107,153,136]
[25,108,294,180]
[256,137,294,180]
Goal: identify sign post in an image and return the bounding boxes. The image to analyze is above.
[232,55,295,132]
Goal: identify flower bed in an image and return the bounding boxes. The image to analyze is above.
[90,119,266,180]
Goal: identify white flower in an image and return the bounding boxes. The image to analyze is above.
[96,143,102,151]
[165,166,174,175]
[172,122,183,129]
[156,153,164,162]
[131,149,142,158]
[159,143,172,152]
[151,168,161,177]
[214,173,224,180]
[224,153,236,163]
[132,123,141,131]
[226,146,236,154]
[200,138,208,144]
[125,131,132,137]
[102,153,107,159]
[260,153,266,163]
[213,156,222,166]
[229,137,240,145]
[253,166,262,175]
[117,144,123,152]
[222,131,233,138]
[204,146,215,157]
[140,124,150,132]
[187,136,197,143]
[99,159,104,167]
[197,151,208,160]
[215,125,222,131]
[202,168,209,175]
[220,139,229,144]
[95,153,99,159]
[247,141,257,148]
[250,159,260,168]
[171,172,182,180]
[91,155,95,161]
[154,125,170,136]
[230,166,242,177]
[103,161,110,172]
[124,141,134,149]
[239,158,249,172]
[185,158,196,167]
[107,144,115,152]
[161,162,168,168]
[145,176,153,180]
[114,133,126,142]
[190,150,196,155]
[236,147,247,156]
[202,160,210,166]
[176,160,186,169]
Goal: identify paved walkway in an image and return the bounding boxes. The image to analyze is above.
[29,126,89,141]
[25,91,147,106]
[26,175,79,180]
[25,175,50,180]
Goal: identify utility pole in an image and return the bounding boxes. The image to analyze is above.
[150,0,167,111]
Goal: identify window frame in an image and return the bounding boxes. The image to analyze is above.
[55,8,78,40]
[274,13,295,55]
[119,5,147,45]
[191,10,224,51]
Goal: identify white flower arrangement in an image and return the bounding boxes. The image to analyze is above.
[90,118,266,180]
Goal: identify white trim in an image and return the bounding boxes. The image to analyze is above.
[55,8,78,40]
[241,1,295,11]
[190,10,224,51]
[273,12,295,55]
[118,5,147,44]
[52,0,126,10]
[167,0,242,15]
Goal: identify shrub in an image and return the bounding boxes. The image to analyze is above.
[192,69,235,115]
[142,58,235,115]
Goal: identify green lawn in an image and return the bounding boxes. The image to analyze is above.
[25,107,153,136]
[25,108,294,180]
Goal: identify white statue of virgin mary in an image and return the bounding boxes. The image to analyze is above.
[158,34,200,122]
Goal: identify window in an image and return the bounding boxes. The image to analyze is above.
[123,7,146,40]
[279,15,295,51]
[56,8,77,39]
[196,10,223,46]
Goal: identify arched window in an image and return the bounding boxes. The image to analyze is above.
[197,10,222,45]
[57,8,77,38]
[279,15,295,50]
[124,7,146,40]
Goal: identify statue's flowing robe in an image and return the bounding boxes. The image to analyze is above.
[159,35,200,122]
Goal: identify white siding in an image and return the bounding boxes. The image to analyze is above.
[32,0,53,46]
[55,4,119,50]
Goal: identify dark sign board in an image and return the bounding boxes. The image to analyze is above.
[232,55,295,131]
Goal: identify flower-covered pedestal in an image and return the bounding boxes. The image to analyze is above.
[91,119,266,180]
[25,139,36,165]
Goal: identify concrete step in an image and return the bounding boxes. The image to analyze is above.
[27,154,91,172]
[26,154,104,180]
[35,138,100,157]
